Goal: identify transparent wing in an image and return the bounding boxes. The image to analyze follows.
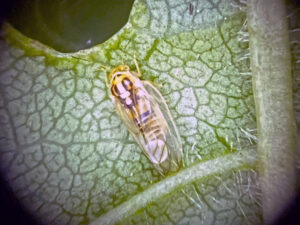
[112,82,183,176]
[143,81,183,175]
[143,81,182,150]
[113,96,153,163]
[113,98,141,139]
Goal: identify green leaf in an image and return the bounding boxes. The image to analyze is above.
[0,0,298,225]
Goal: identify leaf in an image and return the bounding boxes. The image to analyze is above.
[0,0,297,224]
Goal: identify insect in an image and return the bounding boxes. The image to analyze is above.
[107,58,183,176]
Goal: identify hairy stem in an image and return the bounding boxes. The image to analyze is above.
[247,0,297,224]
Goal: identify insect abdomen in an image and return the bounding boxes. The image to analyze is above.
[141,113,168,164]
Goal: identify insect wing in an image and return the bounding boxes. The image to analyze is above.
[143,81,183,175]
[112,82,182,176]
[113,96,140,137]
[112,94,152,164]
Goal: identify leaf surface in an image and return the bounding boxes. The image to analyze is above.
[2,0,298,224]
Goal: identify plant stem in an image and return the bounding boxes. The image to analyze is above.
[247,0,297,224]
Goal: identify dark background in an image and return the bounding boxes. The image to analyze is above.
[1,0,134,52]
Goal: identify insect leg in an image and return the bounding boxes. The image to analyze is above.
[133,55,142,77]
[104,71,110,87]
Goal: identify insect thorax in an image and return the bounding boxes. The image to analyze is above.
[111,72,132,93]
